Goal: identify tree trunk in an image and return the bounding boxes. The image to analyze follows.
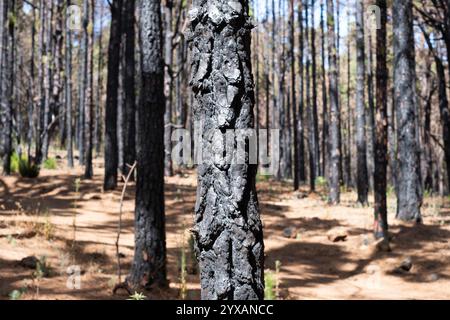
[84,0,94,179]
[65,0,73,167]
[188,0,264,300]
[94,3,104,156]
[374,0,389,241]
[355,0,368,205]
[290,0,299,190]
[311,0,320,178]
[421,27,450,194]
[122,0,136,176]
[393,0,422,222]
[104,0,123,191]
[366,31,375,192]
[1,0,12,175]
[164,1,173,177]
[127,0,167,289]
[320,0,328,177]
[297,0,306,183]
[326,0,341,204]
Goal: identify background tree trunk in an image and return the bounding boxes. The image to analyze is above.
[326,0,341,204]
[104,0,123,191]
[355,0,368,205]
[393,0,422,222]
[128,0,167,289]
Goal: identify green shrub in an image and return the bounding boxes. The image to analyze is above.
[18,158,40,178]
[10,152,21,173]
[315,176,327,188]
[43,157,57,170]
[264,271,276,300]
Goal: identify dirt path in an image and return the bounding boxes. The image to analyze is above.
[1,157,449,300]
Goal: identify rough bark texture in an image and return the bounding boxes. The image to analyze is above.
[393,0,422,222]
[374,0,389,240]
[84,0,94,179]
[188,0,264,300]
[127,0,167,289]
[122,0,136,176]
[104,0,122,191]
[290,0,299,190]
[0,0,12,175]
[355,0,369,205]
[320,0,328,177]
[421,26,450,194]
[297,0,306,183]
[326,0,341,204]
[65,0,73,168]
[164,2,174,177]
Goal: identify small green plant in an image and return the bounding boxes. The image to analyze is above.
[33,256,51,279]
[41,213,55,240]
[179,240,187,300]
[10,152,21,173]
[43,157,57,170]
[18,158,40,178]
[423,189,432,198]
[264,271,276,300]
[386,185,396,198]
[265,260,281,300]
[9,288,27,300]
[315,176,327,188]
[128,292,146,300]
[256,173,271,183]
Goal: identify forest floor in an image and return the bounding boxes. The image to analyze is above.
[1,152,450,300]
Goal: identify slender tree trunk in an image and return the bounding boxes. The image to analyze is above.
[326,0,341,204]
[320,0,328,177]
[1,0,12,175]
[290,0,299,190]
[297,0,306,183]
[355,0,368,205]
[311,0,320,178]
[366,31,375,192]
[104,0,123,191]
[94,3,104,156]
[393,0,422,222]
[164,1,173,177]
[128,0,167,289]
[374,0,389,241]
[122,0,136,176]
[421,26,450,194]
[84,0,94,179]
[65,0,73,168]
[189,0,264,300]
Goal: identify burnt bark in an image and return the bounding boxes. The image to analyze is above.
[65,0,73,167]
[374,0,389,240]
[122,0,136,176]
[421,25,450,194]
[127,0,167,289]
[355,0,369,205]
[188,0,264,300]
[84,0,94,179]
[297,0,306,183]
[393,0,422,222]
[104,0,123,191]
[326,0,341,204]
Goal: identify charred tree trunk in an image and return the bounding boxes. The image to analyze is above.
[421,26,450,194]
[1,0,12,175]
[297,0,306,183]
[122,0,136,176]
[393,0,422,222]
[104,0,123,191]
[164,1,173,177]
[374,0,389,241]
[65,0,73,167]
[84,0,94,179]
[326,0,341,204]
[366,31,375,192]
[311,0,320,178]
[94,3,104,156]
[355,0,368,205]
[320,0,328,177]
[127,0,167,289]
[188,0,264,300]
[290,0,299,190]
